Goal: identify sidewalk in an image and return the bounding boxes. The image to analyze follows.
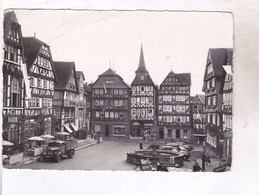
[3,137,97,169]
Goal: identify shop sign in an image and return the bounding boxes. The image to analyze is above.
[8,117,18,123]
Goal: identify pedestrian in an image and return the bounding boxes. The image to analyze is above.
[201,152,206,171]
[139,140,143,149]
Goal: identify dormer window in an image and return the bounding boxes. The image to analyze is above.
[207,63,213,74]
[141,75,144,80]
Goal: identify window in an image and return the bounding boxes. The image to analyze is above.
[54,109,60,117]
[163,95,172,102]
[141,109,145,117]
[105,111,109,118]
[113,125,126,136]
[114,90,118,95]
[119,112,123,119]
[168,129,172,138]
[114,112,119,118]
[38,78,42,88]
[207,63,213,74]
[176,95,181,101]
[141,86,145,91]
[99,89,104,95]
[10,78,20,107]
[213,96,216,106]
[183,130,188,138]
[141,76,144,80]
[147,109,153,116]
[148,97,153,104]
[176,129,180,138]
[119,89,123,95]
[95,89,100,95]
[131,109,136,117]
[110,112,114,119]
[30,77,35,87]
[131,97,136,104]
[207,81,210,90]
[94,124,101,132]
[119,100,123,106]
[211,78,216,88]
[141,97,145,104]
[96,111,99,118]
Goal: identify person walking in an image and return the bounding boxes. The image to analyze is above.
[139,140,143,149]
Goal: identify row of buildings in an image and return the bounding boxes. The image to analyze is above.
[3,11,91,151]
[3,11,232,160]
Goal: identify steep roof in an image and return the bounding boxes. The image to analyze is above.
[76,71,85,80]
[136,45,148,73]
[176,73,192,85]
[53,61,78,91]
[23,37,43,69]
[197,94,205,105]
[23,37,57,82]
[4,11,19,39]
[204,48,233,81]
[131,46,155,86]
[92,68,130,89]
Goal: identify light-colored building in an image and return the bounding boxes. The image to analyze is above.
[130,46,157,137]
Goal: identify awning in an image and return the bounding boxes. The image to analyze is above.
[64,124,73,133]
[70,124,78,132]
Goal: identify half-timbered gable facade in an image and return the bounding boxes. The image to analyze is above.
[91,68,130,137]
[157,71,192,142]
[2,11,27,149]
[75,71,86,137]
[84,83,91,137]
[23,37,57,137]
[53,62,78,135]
[222,65,233,159]
[130,46,157,137]
[190,94,206,144]
[202,48,233,156]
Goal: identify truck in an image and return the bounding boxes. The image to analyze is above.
[43,139,77,162]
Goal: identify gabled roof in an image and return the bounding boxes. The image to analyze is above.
[23,37,43,69]
[4,11,19,40]
[204,48,233,81]
[160,71,191,87]
[23,36,57,82]
[176,73,192,85]
[100,68,118,76]
[53,61,78,91]
[92,68,130,89]
[190,94,205,105]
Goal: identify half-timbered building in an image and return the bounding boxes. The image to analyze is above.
[52,61,78,135]
[202,48,233,157]
[190,94,206,144]
[2,11,28,149]
[23,36,57,137]
[130,46,157,137]
[75,71,86,138]
[91,68,130,137]
[83,83,91,138]
[222,65,233,159]
[157,71,192,142]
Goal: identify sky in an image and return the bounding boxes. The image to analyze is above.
[14,10,233,95]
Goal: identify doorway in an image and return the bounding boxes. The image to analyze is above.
[105,125,109,137]
[159,129,164,139]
